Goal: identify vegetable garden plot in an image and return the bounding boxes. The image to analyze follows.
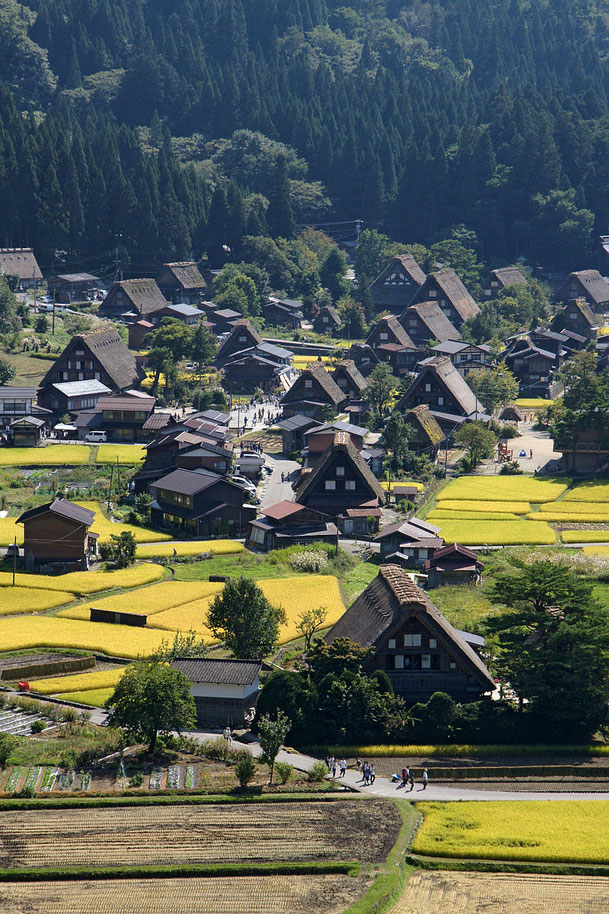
[149,767,162,789]
[40,768,59,792]
[0,874,365,914]
[23,767,42,791]
[185,765,195,788]
[167,766,180,789]
[4,767,23,792]
[77,771,91,791]
[0,799,399,870]
[115,759,127,791]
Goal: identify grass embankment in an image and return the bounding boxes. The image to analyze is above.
[412,801,609,864]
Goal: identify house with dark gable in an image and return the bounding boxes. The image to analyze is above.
[18,498,98,572]
[38,328,143,414]
[294,431,385,534]
[395,356,486,433]
[555,270,609,311]
[404,405,444,458]
[410,268,480,329]
[98,279,169,322]
[0,248,42,290]
[150,468,254,536]
[366,315,415,351]
[424,543,484,589]
[555,298,599,339]
[332,360,368,401]
[430,340,493,376]
[215,319,263,366]
[369,254,426,312]
[399,300,460,346]
[171,658,261,729]
[246,501,338,552]
[156,262,207,304]
[280,362,347,419]
[264,297,304,328]
[374,517,443,567]
[325,564,495,703]
[483,267,527,299]
[313,304,342,335]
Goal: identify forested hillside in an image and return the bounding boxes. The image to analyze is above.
[2,0,609,271]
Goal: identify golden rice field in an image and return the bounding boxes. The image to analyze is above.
[57,580,225,621]
[0,517,21,546]
[427,511,522,521]
[562,482,609,502]
[436,499,531,514]
[429,518,556,546]
[394,872,609,914]
[0,588,75,614]
[514,398,554,408]
[0,616,169,659]
[531,509,609,523]
[0,445,90,466]
[75,502,171,544]
[54,687,113,707]
[412,801,609,863]
[0,799,395,869]
[135,540,245,558]
[438,476,567,503]
[95,444,145,464]
[30,666,128,695]
[0,563,165,595]
[563,531,609,544]
[139,575,345,644]
[0,874,364,914]
[380,480,424,492]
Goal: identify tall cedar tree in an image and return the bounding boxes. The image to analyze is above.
[266,155,295,239]
[486,560,609,740]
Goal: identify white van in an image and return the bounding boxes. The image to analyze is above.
[84,431,108,443]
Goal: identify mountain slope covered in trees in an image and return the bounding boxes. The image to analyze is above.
[1,0,609,270]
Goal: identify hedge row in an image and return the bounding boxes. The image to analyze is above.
[0,792,342,812]
[0,860,359,883]
[405,855,609,878]
[413,765,609,779]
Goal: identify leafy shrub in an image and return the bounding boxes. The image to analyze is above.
[290,550,328,573]
[275,761,293,784]
[308,761,329,782]
[130,772,145,787]
[235,753,257,787]
[13,786,35,799]
[30,719,45,734]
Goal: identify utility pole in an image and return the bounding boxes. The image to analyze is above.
[52,287,56,335]
[107,462,114,513]
[12,536,17,586]
[115,455,121,494]
[32,269,36,312]
[355,219,363,242]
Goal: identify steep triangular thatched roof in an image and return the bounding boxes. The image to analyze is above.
[401,300,460,342]
[366,315,416,348]
[414,268,480,323]
[332,359,368,393]
[160,262,206,291]
[282,361,346,408]
[325,563,495,690]
[295,431,385,505]
[406,404,444,446]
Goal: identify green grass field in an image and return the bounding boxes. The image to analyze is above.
[413,801,609,863]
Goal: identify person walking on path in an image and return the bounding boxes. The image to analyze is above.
[339,759,347,778]
[408,772,414,792]
[422,768,429,790]
[401,767,409,788]
[370,764,376,784]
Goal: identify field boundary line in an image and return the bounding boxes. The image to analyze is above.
[0,860,360,883]
[342,800,418,914]
[404,853,609,877]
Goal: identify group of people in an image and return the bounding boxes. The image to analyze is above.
[391,766,429,791]
[356,759,376,785]
[324,756,347,778]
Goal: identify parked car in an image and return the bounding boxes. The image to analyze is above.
[84,430,108,443]
[231,474,257,493]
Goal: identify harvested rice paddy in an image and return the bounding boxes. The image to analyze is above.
[394,871,609,914]
[0,874,366,914]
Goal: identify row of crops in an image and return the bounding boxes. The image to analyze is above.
[1,764,197,793]
[426,477,609,546]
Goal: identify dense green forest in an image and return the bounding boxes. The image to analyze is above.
[1,0,609,272]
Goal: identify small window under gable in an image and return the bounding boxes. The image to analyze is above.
[404,633,421,647]
[336,466,345,477]
[394,655,404,669]
[388,638,396,649]
[429,638,437,649]
[325,480,336,491]
[345,480,355,490]
[304,379,312,388]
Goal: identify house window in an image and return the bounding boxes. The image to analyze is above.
[325,480,336,491]
[421,655,431,669]
[429,289,437,298]
[425,383,432,392]
[449,661,456,670]
[304,379,312,388]
[379,332,388,341]
[238,335,247,343]
[429,638,437,649]
[388,638,396,649]
[404,633,421,647]
[345,480,356,490]
[437,396,444,406]
[336,467,345,477]
[394,655,404,669]
[61,372,69,381]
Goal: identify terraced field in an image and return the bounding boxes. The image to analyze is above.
[0,798,399,870]
[0,874,367,914]
[395,871,609,914]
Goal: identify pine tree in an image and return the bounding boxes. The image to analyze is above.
[266,154,295,238]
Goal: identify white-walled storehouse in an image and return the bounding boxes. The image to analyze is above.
[171,658,261,729]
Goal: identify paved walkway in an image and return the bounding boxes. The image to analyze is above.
[258,454,300,509]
